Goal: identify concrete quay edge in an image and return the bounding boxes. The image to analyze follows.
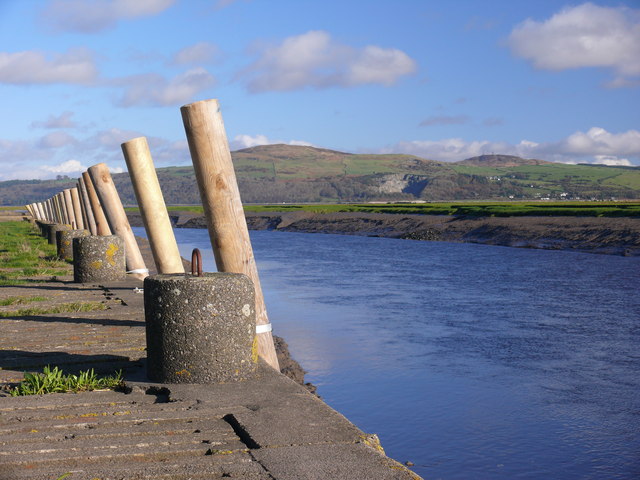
[0,276,422,480]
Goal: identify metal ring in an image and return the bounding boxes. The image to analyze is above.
[191,248,203,277]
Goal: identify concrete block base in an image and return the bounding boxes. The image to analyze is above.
[73,235,126,283]
[144,273,258,384]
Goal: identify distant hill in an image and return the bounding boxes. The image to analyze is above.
[1,144,639,205]
[456,154,550,167]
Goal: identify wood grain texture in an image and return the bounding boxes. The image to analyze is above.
[181,99,279,370]
[83,171,111,236]
[70,187,85,230]
[122,136,184,274]
[88,163,148,280]
[77,178,97,235]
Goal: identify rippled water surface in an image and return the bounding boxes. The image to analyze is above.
[138,228,640,479]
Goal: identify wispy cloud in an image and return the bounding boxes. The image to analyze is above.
[171,42,220,66]
[508,3,640,87]
[42,0,176,33]
[114,68,216,107]
[0,48,97,85]
[31,111,77,129]
[381,127,640,165]
[37,131,78,149]
[419,115,469,127]
[240,30,416,92]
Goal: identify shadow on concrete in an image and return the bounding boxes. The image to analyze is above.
[0,349,144,376]
[0,314,143,327]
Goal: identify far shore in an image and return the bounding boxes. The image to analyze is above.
[127,210,640,257]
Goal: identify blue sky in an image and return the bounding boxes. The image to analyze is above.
[0,0,639,180]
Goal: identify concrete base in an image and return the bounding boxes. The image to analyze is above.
[47,223,70,245]
[144,273,258,384]
[73,235,126,283]
[57,229,90,261]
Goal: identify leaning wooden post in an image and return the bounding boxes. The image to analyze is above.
[63,189,75,228]
[83,171,111,236]
[76,181,89,232]
[78,177,97,235]
[56,193,67,224]
[88,163,148,280]
[180,99,279,370]
[122,137,184,274]
[70,187,85,230]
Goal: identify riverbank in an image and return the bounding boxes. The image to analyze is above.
[127,210,640,257]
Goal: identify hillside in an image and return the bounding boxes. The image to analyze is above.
[2,144,639,205]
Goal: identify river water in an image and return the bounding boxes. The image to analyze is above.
[135,227,640,479]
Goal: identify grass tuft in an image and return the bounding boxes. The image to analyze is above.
[9,366,124,396]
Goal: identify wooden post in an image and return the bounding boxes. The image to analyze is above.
[47,198,54,222]
[88,163,148,280]
[122,137,184,274]
[36,203,45,221]
[63,189,75,228]
[56,193,67,224]
[180,99,279,370]
[78,177,97,235]
[76,181,89,232]
[83,171,111,236]
[70,187,85,230]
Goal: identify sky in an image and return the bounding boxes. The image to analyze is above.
[0,0,639,180]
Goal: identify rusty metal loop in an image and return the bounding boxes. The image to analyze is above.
[191,248,203,277]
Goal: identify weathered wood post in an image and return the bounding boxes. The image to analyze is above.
[63,189,75,228]
[56,193,67,224]
[180,98,279,370]
[70,187,85,230]
[121,137,184,274]
[78,177,97,235]
[83,171,111,236]
[44,200,53,222]
[88,163,148,280]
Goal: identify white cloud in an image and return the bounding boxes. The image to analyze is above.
[37,131,78,149]
[0,48,97,85]
[558,127,640,156]
[508,3,640,86]
[43,0,175,33]
[32,111,77,129]
[229,134,314,150]
[593,155,632,166]
[116,68,216,107]
[172,42,220,65]
[41,159,87,173]
[383,127,640,165]
[241,30,416,92]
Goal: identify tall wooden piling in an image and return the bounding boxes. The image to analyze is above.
[83,172,111,236]
[180,98,279,370]
[63,189,75,228]
[88,163,148,280]
[70,187,85,230]
[122,137,184,274]
[78,177,97,235]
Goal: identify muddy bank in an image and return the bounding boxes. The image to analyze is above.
[127,210,640,257]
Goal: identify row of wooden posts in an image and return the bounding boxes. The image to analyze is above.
[24,99,279,371]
